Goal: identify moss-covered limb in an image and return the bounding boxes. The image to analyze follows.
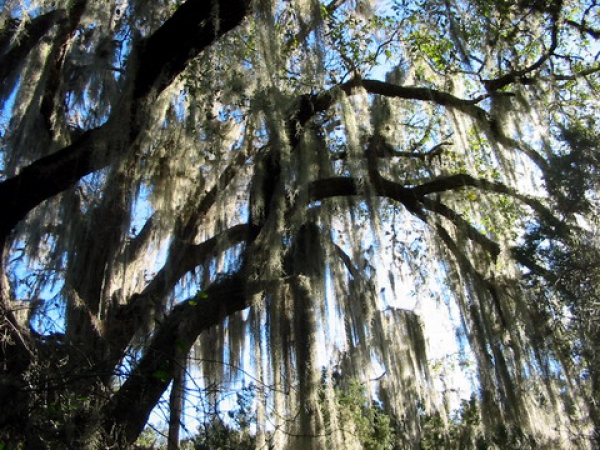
[117,223,255,329]
[54,222,257,395]
[133,0,252,99]
[100,272,247,447]
[0,125,111,239]
[308,172,495,263]
[286,78,489,151]
[0,9,67,97]
[357,79,489,117]
[420,197,501,259]
[411,173,566,233]
[308,174,419,211]
[285,80,547,181]
[351,80,549,171]
[372,139,452,160]
[0,0,252,243]
[175,140,259,240]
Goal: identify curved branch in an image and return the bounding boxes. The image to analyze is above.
[308,172,567,260]
[356,79,487,116]
[103,223,255,374]
[410,173,565,231]
[134,0,252,99]
[482,17,559,93]
[287,77,489,149]
[101,273,248,446]
[285,78,548,181]
[0,10,67,96]
[124,223,254,319]
[309,175,498,257]
[420,197,500,258]
[0,125,113,238]
[0,0,252,241]
[354,80,549,170]
[546,65,600,81]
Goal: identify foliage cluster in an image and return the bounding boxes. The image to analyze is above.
[1,0,599,448]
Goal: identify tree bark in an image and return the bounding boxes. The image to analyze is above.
[167,352,186,450]
[0,0,252,242]
[101,273,248,446]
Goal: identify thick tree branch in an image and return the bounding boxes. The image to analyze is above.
[0,126,112,238]
[309,175,497,256]
[286,76,477,148]
[0,10,67,95]
[101,273,248,446]
[308,172,566,260]
[0,0,252,241]
[290,79,548,173]
[354,81,548,170]
[108,224,255,365]
[355,79,487,116]
[547,65,600,81]
[133,0,252,99]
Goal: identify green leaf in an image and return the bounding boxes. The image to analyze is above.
[189,300,198,306]
[175,339,186,351]
[152,369,169,382]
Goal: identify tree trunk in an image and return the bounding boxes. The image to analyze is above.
[167,352,186,450]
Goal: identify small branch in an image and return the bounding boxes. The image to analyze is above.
[565,18,600,39]
[547,65,600,81]
[482,15,559,93]
[373,139,452,160]
[420,197,501,259]
[409,173,565,232]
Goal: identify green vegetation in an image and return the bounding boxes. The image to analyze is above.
[1,0,599,448]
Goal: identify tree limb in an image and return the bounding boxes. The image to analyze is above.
[101,272,248,446]
[410,173,565,232]
[0,0,252,241]
[107,223,255,366]
[0,10,67,97]
[133,0,252,99]
[482,15,559,93]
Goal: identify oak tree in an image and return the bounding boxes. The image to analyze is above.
[0,0,599,448]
